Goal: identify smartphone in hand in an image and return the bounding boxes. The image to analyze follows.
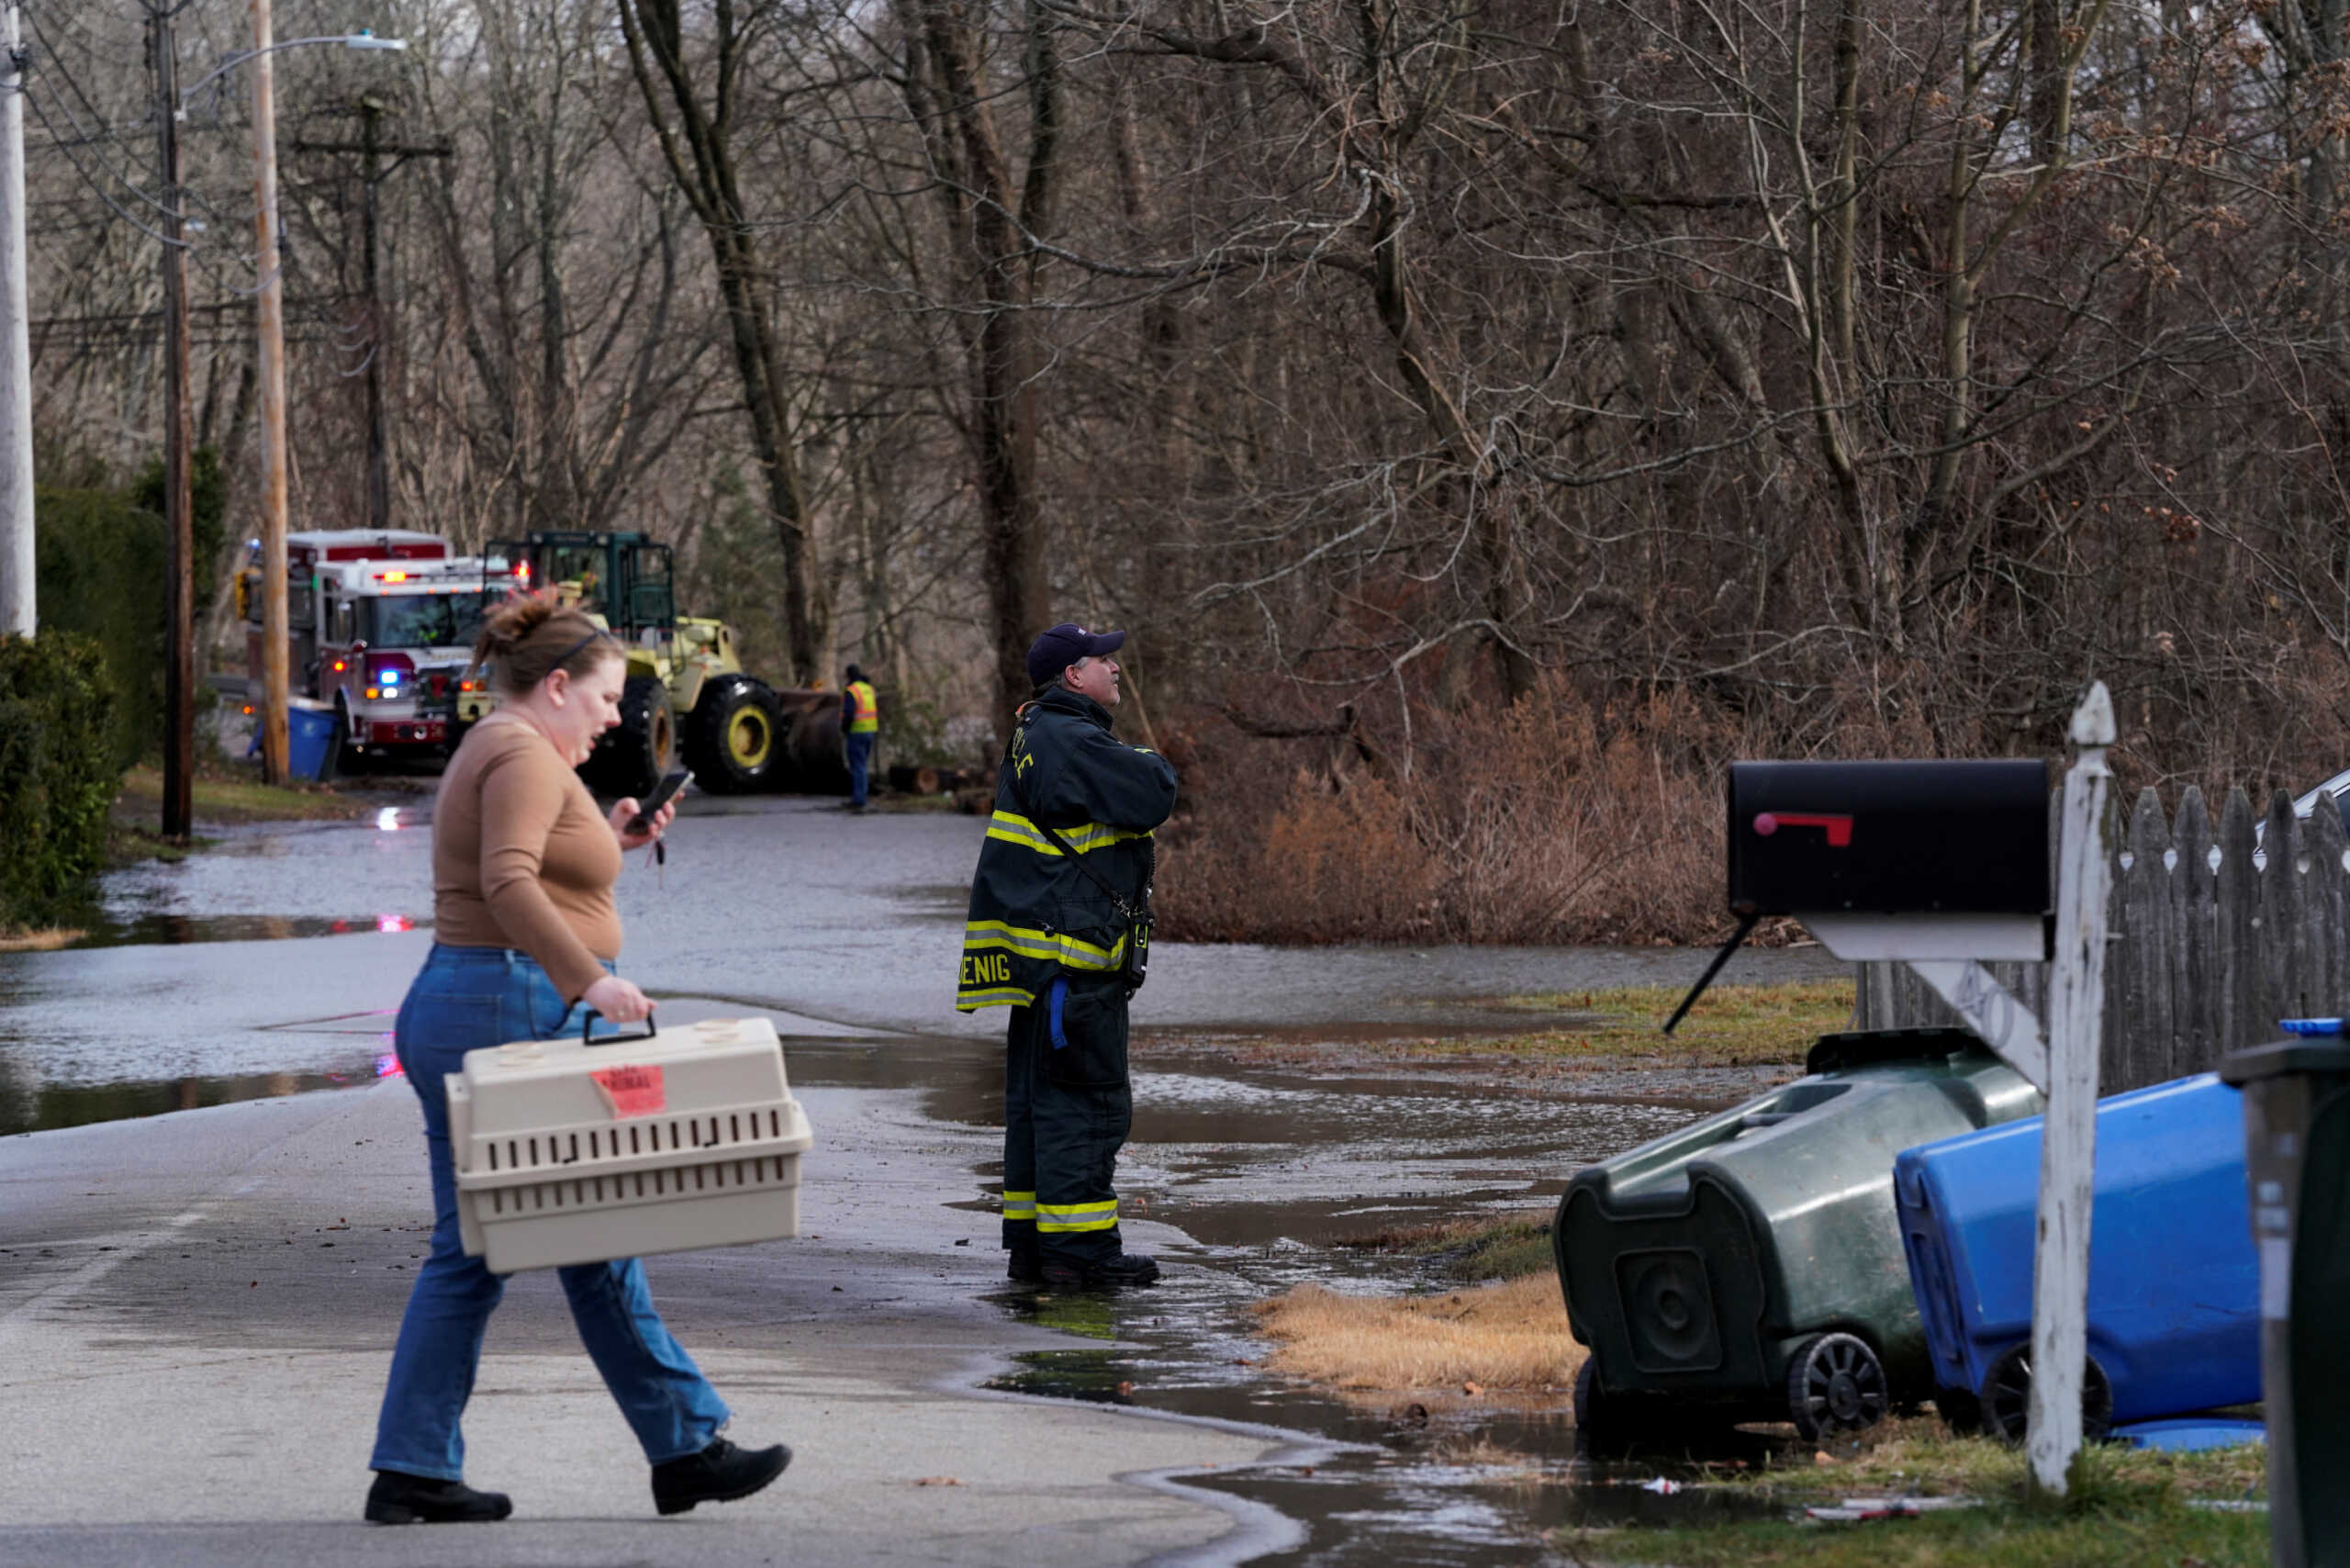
[628,768,690,834]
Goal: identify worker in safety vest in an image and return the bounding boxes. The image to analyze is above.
[957,623,1176,1290]
[841,666,879,812]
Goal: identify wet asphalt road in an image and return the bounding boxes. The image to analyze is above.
[7,791,1841,1109]
[0,790,1847,1564]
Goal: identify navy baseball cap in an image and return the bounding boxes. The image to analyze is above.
[1026,622,1126,688]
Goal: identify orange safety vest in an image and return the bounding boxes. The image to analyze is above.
[847,679,879,734]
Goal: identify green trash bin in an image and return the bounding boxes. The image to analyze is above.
[2219,1033,2350,1568]
[1556,1027,2041,1441]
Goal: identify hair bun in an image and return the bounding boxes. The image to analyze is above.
[465,592,617,700]
[478,593,558,657]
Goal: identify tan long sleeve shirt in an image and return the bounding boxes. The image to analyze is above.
[431,714,622,1001]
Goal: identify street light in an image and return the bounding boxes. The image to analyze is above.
[182,33,409,103]
[246,15,406,790]
[154,12,405,827]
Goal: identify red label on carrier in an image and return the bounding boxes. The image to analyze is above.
[590,1064,666,1117]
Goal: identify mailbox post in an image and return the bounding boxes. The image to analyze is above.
[1690,685,2114,1495]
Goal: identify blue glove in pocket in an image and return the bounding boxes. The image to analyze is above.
[1041,974,1129,1090]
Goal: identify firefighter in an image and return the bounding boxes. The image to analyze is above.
[957,622,1177,1290]
[841,666,879,812]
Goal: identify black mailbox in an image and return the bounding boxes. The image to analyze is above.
[1727,760,2049,917]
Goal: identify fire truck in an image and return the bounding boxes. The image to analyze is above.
[241,530,516,762]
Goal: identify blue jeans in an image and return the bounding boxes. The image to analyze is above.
[845,731,874,808]
[370,944,731,1480]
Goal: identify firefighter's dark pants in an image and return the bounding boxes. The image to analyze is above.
[1003,972,1132,1266]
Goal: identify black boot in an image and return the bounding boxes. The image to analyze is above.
[1007,1248,1045,1284]
[364,1470,513,1525]
[1042,1252,1161,1291]
[652,1437,792,1516]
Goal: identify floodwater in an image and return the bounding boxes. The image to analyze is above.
[0,791,1850,1560]
[783,1027,1800,1564]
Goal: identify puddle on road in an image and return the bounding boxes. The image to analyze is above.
[2,965,1804,1556]
[976,1236,1790,1564]
[0,1055,397,1137]
[51,913,428,948]
[893,882,978,923]
[782,1031,1784,1562]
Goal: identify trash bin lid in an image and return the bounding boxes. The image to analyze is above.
[2109,1417,2265,1453]
[1805,1026,1984,1076]
[2220,1036,2350,1085]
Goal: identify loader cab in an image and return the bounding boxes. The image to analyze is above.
[489,531,676,638]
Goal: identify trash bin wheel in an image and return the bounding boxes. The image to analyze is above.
[1786,1332,1890,1439]
[1932,1385,1985,1435]
[1979,1343,2112,1445]
[1572,1357,1621,1431]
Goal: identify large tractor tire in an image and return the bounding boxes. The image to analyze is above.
[682,675,784,794]
[581,674,674,799]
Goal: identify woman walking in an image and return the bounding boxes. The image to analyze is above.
[365,597,789,1525]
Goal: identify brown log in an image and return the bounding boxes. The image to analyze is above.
[764,688,850,794]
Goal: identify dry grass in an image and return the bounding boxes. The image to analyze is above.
[1249,1274,1585,1393]
[0,927,83,951]
[1456,980,1857,1068]
[113,764,374,825]
[1139,979,1852,1074]
[1335,1210,1558,1282]
[1157,683,1728,946]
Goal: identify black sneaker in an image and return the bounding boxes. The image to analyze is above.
[364,1470,513,1525]
[1042,1252,1161,1290]
[652,1437,791,1517]
[1008,1251,1045,1284]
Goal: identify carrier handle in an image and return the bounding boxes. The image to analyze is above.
[582,1009,658,1047]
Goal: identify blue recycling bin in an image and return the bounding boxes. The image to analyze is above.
[1895,1072,2260,1438]
[285,701,341,782]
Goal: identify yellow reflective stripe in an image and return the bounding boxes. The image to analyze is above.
[962,920,1125,972]
[957,986,1035,1011]
[1035,1199,1119,1234]
[984,813,1058,855]
[1001,1190,1037,1217]
[986,811,1152,858]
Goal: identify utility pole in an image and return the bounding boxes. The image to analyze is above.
[360,96,387,534]
[0,1,32,641]
[151,7,194,840]
[294,103,444,538]
[251,0,289,784]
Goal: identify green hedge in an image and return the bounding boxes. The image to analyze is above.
[34,483,168,769]
[0,633,118,929]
